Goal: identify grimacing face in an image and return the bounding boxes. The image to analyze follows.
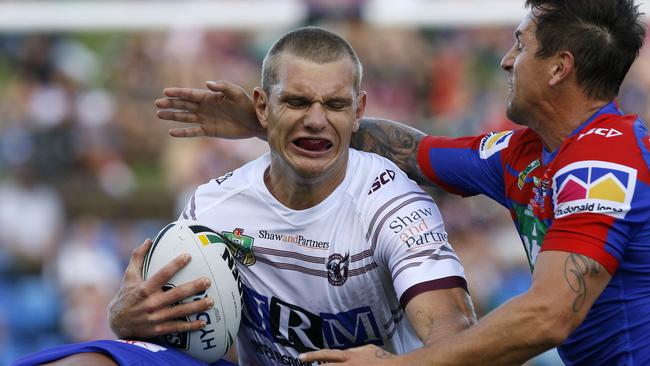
[500,11,551,126]
[254,54,366,184]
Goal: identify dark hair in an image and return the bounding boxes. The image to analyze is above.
[261,26,363,94]
[525,0,646,100]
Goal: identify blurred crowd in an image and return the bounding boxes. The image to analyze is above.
[0,11,648,366]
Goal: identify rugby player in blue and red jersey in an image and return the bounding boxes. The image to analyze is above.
[155,1,649,365]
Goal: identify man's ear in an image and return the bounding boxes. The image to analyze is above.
[253,87,269,128]
[352,91,367,132]
[549,51,575,87]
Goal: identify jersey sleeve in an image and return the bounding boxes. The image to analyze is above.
[366,165,468,309]
[417,131,518,206]
[541,116,650,274]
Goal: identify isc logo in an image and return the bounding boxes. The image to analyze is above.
[577,128,622,140]
[368,169,396,195]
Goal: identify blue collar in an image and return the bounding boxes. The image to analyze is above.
[541,101,622,165]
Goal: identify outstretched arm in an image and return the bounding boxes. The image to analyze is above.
[155,83,431,182]
[301,250,611,365]
[353,118,431,186]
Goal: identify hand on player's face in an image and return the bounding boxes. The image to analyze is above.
[155,80,265,140]
[108,239,214,339]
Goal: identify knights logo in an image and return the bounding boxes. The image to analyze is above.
[222,228,256,267]
[327,253,350,286]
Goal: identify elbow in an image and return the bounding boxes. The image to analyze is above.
[524,295,577,348]
[537,317,572,347]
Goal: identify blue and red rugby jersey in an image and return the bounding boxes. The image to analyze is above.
[11,340,237,366]
[417,102,650,365]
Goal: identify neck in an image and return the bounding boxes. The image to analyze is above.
[264,157,348,211]
[529,93,609,151]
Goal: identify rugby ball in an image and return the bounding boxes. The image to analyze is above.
[142,220,242,363]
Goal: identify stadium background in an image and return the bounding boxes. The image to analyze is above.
[0,1,648,365]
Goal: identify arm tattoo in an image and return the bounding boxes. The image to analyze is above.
[352,118,432,186]
[374,349,393,359]
[563,254,602,312]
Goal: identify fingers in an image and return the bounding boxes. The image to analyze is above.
[146,253,192,291]
[124,239,153,283]
[156,110,200,124]
[299,349,348,363]
[206,80,250,101]
[152,318,207,337]
[162,87,209,102]
[206,80,239,95]
[151,294,214,323]
[168,126,207,138]
[158,276,211,306]
[154,97,200,112]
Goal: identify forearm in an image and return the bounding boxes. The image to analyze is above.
[353,118,431,186]
[407,288,476,346]
[402,292,562,366]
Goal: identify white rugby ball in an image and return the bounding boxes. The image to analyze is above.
[142,220,242,363]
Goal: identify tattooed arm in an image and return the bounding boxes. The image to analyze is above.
[353,118,432,186]
[301,250,611,365]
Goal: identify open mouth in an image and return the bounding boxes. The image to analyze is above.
[292,138,333,152]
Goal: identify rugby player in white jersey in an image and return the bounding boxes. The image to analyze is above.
[108,26,476,365]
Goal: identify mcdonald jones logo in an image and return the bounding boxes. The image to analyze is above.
[552,161,637,219]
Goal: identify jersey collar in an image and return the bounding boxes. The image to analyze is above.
[541,101,622,165]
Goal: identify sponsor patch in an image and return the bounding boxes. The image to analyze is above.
[258,230,330,249]
[215,171,233,185]
[479,131,515,159]
[368,169,396,195]
[553,161,636,219]
[577,127,622,140]
[222,228,256,266]
[518,159,541,189]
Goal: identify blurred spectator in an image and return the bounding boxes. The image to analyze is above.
[0,162,65,274]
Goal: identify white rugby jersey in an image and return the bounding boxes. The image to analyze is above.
[181,149,467,366]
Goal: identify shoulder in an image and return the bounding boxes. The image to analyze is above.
[550,114,650,219]
[348,149,427,200]
[347,149,437,222]
[556,114,646,166]
[185,154,267,218]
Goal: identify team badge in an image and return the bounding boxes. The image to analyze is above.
[479,130,515,159]
[222,228,256,266]
[553,161,637,219]
[327,253,350,286]
[518,159,541,189]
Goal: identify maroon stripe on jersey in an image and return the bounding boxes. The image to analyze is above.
[370,196,436,251]
[348,262,378,277]
[255,256,327,277]
[254,246,325,264]
[365,191,432,240]
[390,245,454,273]
[351,249,372,262]
[385,311,405,339]
[189,194,197,220]
[399,276,468,309]
[392,252,462,281]
[352,192,432,263]
[382,308,404,329]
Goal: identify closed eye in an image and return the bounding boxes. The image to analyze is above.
[285,98,310,109]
